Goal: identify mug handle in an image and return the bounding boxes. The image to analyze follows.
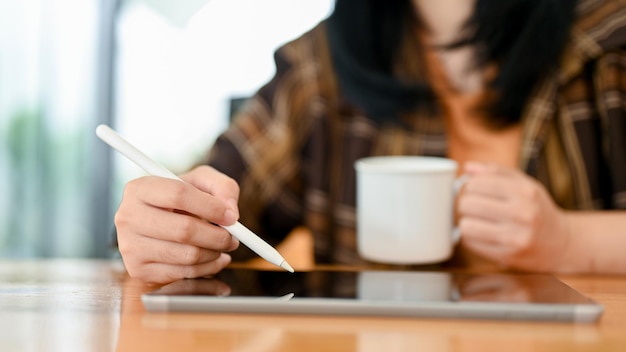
[451,174,470,244]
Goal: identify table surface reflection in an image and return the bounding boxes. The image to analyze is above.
[1,259,625,352]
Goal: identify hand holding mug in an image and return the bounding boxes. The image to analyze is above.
[457,162,570,272]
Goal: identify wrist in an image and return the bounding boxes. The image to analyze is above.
[554,211,588,273]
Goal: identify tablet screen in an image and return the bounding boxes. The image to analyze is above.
[142,269,603,322]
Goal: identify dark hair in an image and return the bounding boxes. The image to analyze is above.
[326,0,578,128]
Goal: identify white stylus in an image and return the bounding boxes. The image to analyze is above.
[96,124,294,273]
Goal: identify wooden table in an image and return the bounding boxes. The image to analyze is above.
[0,259,625,352]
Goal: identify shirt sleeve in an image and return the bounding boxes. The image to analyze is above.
[596,50,626,209]
[206,42,313,260]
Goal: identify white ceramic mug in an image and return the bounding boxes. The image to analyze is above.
[354,156,464,265]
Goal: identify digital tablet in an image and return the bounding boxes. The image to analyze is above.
[141,268,604,323]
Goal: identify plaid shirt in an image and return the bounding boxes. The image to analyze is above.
[207,0,626,266]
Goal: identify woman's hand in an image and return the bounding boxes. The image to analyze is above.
[457,162,570,272]
[115,165,240,284]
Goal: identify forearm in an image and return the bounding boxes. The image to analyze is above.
[559,211,626,274]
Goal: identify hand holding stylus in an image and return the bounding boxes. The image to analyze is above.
[96,124,293,284]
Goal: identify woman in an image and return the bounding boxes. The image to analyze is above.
[114,0,626,284]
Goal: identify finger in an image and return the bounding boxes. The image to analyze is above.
[458,192,514,222]
[458,216,505,245]
[126,176,236,226]
[181,165,240,220]
[460,215,531,266]
[462,173,516,200]
[461,176,554,233]
[463,162,533,199]
[120,235,223,266]
[125,253,232,285]
[461,238,508,265]
[125,207,238,251]
[461,213,536,254]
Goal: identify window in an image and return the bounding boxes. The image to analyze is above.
[0,0,114,257]
[0,0,334,258]
[112,0,334,182]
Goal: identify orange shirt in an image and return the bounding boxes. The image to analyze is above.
[423,46,523,174]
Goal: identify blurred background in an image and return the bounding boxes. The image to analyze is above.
[0,0,333,258]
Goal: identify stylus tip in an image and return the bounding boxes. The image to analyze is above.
[280,260,295,273]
